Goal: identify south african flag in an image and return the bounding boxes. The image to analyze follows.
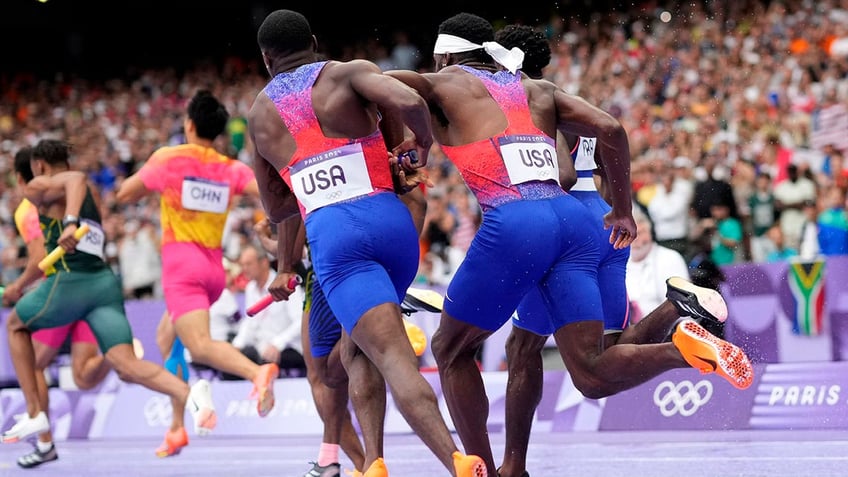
[786,258,826,336]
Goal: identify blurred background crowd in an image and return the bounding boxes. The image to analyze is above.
[0,0,846,312]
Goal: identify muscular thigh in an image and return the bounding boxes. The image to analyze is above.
[445,200,560,332]
[307,194,419,334]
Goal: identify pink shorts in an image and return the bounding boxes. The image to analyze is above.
[32,320,98,348]
[162,243,225,322]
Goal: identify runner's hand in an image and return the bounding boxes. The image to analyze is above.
[58,223,79,253]
[603,210,636,249]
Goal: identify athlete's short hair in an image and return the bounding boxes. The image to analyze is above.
[31,139,70,167]
[187,89,229,141]
[13,146,34,183]
[257,9,313,57]
[438,12,494,63]
[495,24,551,79]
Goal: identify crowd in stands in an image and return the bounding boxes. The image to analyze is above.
[0,0,846,300]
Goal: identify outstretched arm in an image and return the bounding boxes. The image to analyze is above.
[554,90,634,248]
[353,64,434,169]
[24,171,89,251]
[23,171,87,210]
[115,174,152,203]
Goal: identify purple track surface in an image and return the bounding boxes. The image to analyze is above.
[1,429,847,476]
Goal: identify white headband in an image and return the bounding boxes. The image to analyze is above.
[433,33,525,74]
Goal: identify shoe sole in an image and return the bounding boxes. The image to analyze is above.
[363,458,388,477]
[155,448,184,458]
[155,444,187,458]
[667,276,728,323]
[672,320,754,390]
[455,454,487,477]
[254,364,278,417]
[403,319,427,357]
[188,380,217,435]
[193,409,217,436]
[155,428,189,457]
[403,288,444,313]
[1,414,50,443]
[17,449,58,468]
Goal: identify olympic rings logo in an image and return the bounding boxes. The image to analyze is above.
[653,380,713,417]
[143,395,174,427]
[325,191,343,200]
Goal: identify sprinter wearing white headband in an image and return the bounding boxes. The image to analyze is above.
[386,12,754,477]
[432,33,524,73]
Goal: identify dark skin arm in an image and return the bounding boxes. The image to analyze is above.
[23,171,89,252]
[252,215,306,302]
[400,186,428,237]
[249,60,433,223]
[266,215,306,302]
[558,132,578,191]
[247,92,300,225]
[2,235,46,306]
[347,61,433,169]
[551,90,635,249]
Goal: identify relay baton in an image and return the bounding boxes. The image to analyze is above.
[397,150,419,169]
[246,275,302,317]
[38,223,91,272]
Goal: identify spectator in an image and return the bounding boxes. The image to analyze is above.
[209,258,242,343]
[647,156,693,257]
[708,200,744,266]
[421,191,456,283]
[815,186,848,256]
[774,163,818,250]
[691,153,737,222]
[798,199,822,260]
[625,204,690,324]
[764,224,799,263]
[446,185,480,269]
[748,171,778,262]
[117,218,161,299]
[225,245,305,379]
[389,30,422,71]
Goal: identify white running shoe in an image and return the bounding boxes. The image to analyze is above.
[1,411,49,443]
[187,379,217,436]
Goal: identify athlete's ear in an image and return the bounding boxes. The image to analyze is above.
[311,35,318,53]
[183,117,195,137]
[261,51,272,76]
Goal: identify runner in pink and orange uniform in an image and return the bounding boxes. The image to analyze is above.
[117,89,278,458]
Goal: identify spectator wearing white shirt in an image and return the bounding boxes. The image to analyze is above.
[647,157,694,258]
[117,219,161,299]
[224,245,306,379]
[208,258,242,343]
[625,205,691,324]
[774,163,817,251]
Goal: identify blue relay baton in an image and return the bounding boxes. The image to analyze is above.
[397,150,419,169]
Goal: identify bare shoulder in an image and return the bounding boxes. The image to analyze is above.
[326,59,382,79]
[247,91,275,129]
[522,75,558,96]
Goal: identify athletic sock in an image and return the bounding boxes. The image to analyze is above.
[36,440,53,453]
[317,443,339,466]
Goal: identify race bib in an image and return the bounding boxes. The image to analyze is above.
[181,177,230,214]
[76,219,105,260]
[289,143,374,213]
[573,136,598,171]
[498,135,559,186]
